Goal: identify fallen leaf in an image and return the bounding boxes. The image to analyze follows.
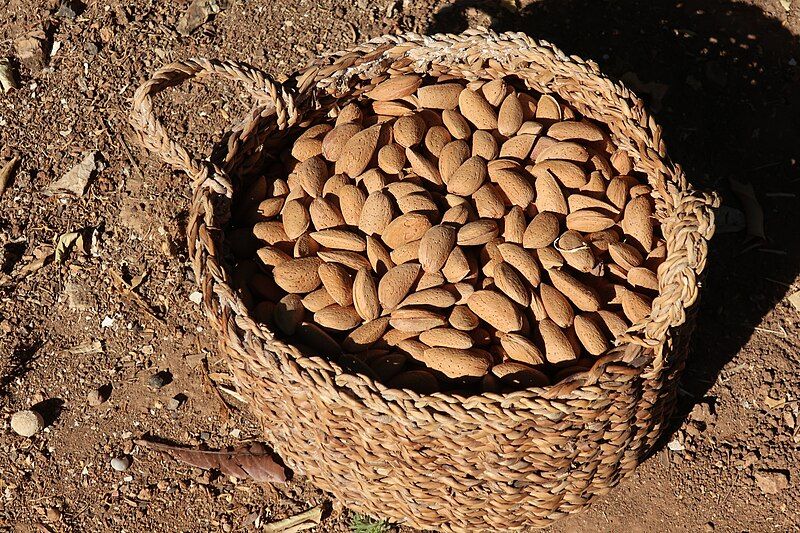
[176,0,221,36]
[135,440,286,483]
[729,178,766,240]
[754,470,789,495]
[14,29,47,71]
[714,205,747,234]
[0,58,20,92]
[46,151,99,196]
[788,291,800,313]
[263,505,323,533]
[0,157,20,195]
[54,231,80,263]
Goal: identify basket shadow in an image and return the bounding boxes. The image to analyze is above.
[429,0,800,450]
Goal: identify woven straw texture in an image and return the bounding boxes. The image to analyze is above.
[130,29,718,531]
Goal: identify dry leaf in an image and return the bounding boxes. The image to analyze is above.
[55,231,80,263]
[135,439,286,483]
[0,157,20,195]
[787,291,800,313]
[729,178,765,240]
[263,505,323,533]
[47,151,98,196]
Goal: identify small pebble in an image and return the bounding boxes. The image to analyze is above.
[111,456,131,472]
[10,410,44,437]
[46,507,61,522]
[147,370,172,390]
[166,396,182,411]
[87,387,107,406]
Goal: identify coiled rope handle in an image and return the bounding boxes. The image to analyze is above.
[129,58,297,188]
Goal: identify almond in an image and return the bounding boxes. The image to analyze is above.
[371,100,414,117]
[301,287,336,312]
[627,266,658,290]
[419,225,457,273]
[322,123,361,162]
[493,168,535,208]
[322,174,350,197]
[629,184,651,198]
[621,288,652,323]
[336,124,382,177]
[309,197,345,230]
[439,140,471,182]
[611,150,634,174]
[457,219,499,246]
[467,290,523,333]
[530,135,558,161]
[337,185,366,226]
[518,120,543,135]
[400,287,457,308]
[256,196,284,218]
[441,109,472,139]
[496,243,542,287]
[335,103,363,126]
[596,309,629,337]
[538,318,578,363]
[448,305,480,331]
[406,147,442,185]
[389,240,421,265]
[273,257,323,293]
[534,171,568,215]
[369,352,407,381]
[622,195,655,252]
[296,156,328,197]
[393,114,426,147]
[388,370,440,393]
[606,177,630,209]
[534,141,591,164]
[442,246,471,282]
[356,168,386,194]
[555,230,595,273]
[499,134,536,160]
[497,93,524,136]
[377,143,406,174]
[529,289,548,321]
[365,74,422,101]
[383,327,419,346]
[310,229,366,252]
[280,200,310,239]
[291,138,324,161]
[494,262,531,306]
[523,212,560,249]
[573,314,608,355]
[537,246,564,270]
[500,333,545,365]
[540,282,574,328]
[378,263,421,310]
[342,316,391,352]
[366,235,395,275]
[257,246,291,267]
[471,130,499,160]
[548,269,601,312]
[441,203,471,225]
[417,271,446,290]
[500,207,524,244]
[425,126,452,157]
[567,193,619,214]
[473,183,506,219]
[416,83,463,109]
[396,192,438,215]
[547,120,604,142]
[481,79,508,107]
[580,171,607,197]
[297,123,333,141]
[293,322,343,356]
[352,268,381,321]
[585,228,621,253]
[608,242,643,270]
[531,160,588,188]
[317,250,371,270]
[565,209,616,232]
[358,190,394,236]
[273,294,305,335]
[397,339,427,360]
[386,181,427,198]
[419,327,474,349]
[491,362,549,388]
[447,156,487,196]
[390,308,448,332]
[318,263,354,306]
[458,88,498,130]
[535,94,561,120]
[421,347,492,379]
[314,304,362,330]
[382,213,431,250]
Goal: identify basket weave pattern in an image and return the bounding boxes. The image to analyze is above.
[131,30,717,531]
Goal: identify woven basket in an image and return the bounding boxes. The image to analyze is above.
[131,29,718,531]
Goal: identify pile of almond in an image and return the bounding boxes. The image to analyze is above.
[235,74,665,395]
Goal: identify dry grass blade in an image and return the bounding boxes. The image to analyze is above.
[135,439,287,483]
[263,505,324,533]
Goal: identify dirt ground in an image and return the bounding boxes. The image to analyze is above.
[0,0,798,531]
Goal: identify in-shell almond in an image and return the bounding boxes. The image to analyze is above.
[390,308,448,332]
[499,134,536,160]
[416,83,463,110]
[555,230,595,273]
[534,141,591,164]
[491,362,549,387]
[296,156,328,197]
[342,316,391,352]
[496,243,541,287]
[439,140,471,182]
[393,114,426,148]
[366,235,394,275]
[389,240,421,265]
[358,190,394,236]
[531,160,588,188]
[318,263,354,306]
[310,229,366,252]
[534,171,568,215]
[281,200,310,240]
[492,168,534,208]
[448,305,480,331]
[322,123,361,162]
[257,246,291,267]
[549,268,601,312]
[497,93,524,136]
[442,246,471,282]
[399,287,457,308]
[573,314,608,355]
[337,185,366,226]
[314,304,362,330]
[417,271,445,290]
[447,156,487,196]
[622,195,655,252]
[535,94,561,120]
[539,282,574,328]
[500,333,544,365]
[406,148,442,185]
[621,288,652,323]
[335,103,363,126]
[273,294,305,335]
[472,130,499,160]
[481,79,508,107]
[608,242,644,270]
[419,328,474,349]
[301,287,335,312]
[493,262,531,306]
[547,120,604,142]
[523,212,560,249]
[421,347,492,379]
[458,88,498,130]
[396,192,438,215]
[627,266,658,290]
[273,257,323,293]
[538,318,578,363]
[419,225,457,273]
[353,268,381,321]
[317,250,371,270]
[378,263,421,310]
[457,219,499,246]
[565,209,616,232]
[382,213,432,249]
[365,74,421,101]
[309,197,345,230]
[597,309,629,337]
[503,207,526,244]
[377,143,406,174]
[336,124,382,177]
[441,109,472,139]
[425,126,452,157]
[467,290,523,333]
[473,183,506,219]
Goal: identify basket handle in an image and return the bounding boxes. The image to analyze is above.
[129,58,296,180]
